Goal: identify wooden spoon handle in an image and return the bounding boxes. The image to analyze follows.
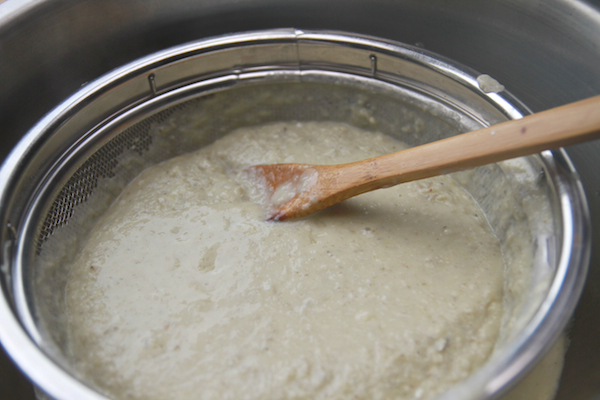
[337,94,600,192]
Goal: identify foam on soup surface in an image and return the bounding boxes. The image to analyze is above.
[66,121,505,400]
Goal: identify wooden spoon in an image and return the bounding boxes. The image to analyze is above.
[247,94,600,221]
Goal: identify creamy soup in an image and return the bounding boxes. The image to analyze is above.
[66,121,506,400]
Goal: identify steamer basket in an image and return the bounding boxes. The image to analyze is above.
[0,29,590,400]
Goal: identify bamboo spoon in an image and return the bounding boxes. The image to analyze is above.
[247,94,600,221]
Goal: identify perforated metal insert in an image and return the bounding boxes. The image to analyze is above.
[35,107,182,253]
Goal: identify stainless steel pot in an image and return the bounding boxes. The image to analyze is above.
[0,1,599,400]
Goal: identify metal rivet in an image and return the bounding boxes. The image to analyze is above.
[148,74,157,95]
[6,223,16,240]
[370,55,377,75]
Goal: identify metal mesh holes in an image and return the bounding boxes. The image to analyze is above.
[35,108,179,253]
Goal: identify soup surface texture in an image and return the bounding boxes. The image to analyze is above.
[66,121,505,400]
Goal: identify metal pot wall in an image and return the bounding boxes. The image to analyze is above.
[0,0,599,399]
